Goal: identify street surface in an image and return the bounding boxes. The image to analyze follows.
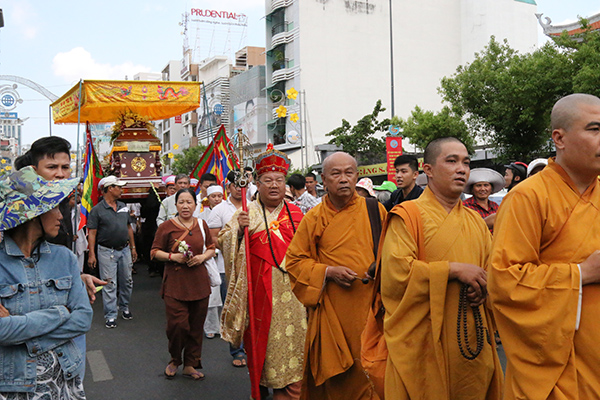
[83,263,506,399]
[83,264,251,400]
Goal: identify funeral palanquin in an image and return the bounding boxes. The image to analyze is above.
[110,127,165,200]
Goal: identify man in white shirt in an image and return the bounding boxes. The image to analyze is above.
[198,185,226,339]
[205,172,246,367]
[195,173,218,215]
[156,174,190,226]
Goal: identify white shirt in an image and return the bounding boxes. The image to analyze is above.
[206,198,239,230]
[156,195,176,226]
[198,207,225,274]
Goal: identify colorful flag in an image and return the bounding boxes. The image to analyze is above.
[79,123,104,230]
[190,125,239,194]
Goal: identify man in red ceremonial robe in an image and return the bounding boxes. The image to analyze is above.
[219,145,306,400]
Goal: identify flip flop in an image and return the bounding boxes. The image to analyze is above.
[164,363,177,379]
[182,370,205,380]
[232,354,247,368]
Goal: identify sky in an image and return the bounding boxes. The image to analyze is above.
[1,0,599,152]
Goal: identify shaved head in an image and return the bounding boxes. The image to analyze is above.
[424,137,466,165]
[322,152,358,209]
[322,152,357,175]
[551,94,600,131]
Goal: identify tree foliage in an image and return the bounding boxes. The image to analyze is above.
[437,24,600,161]
[396,106,474,153]
[170,145,207,175]
[326,100,390,164]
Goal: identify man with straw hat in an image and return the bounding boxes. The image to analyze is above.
[463,168,505,233]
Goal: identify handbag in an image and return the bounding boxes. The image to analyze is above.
[361,200,424,400]
[199,220,222,287]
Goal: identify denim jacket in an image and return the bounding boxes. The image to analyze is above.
[0,236,93,392]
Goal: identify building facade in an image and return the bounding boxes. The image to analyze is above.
[264,0,538,168]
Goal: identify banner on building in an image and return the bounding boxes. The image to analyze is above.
[386,136,403,182]
[358,163,387,177]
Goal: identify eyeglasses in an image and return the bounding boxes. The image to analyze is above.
[260,177,285,186]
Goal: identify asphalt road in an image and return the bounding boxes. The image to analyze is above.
[82,263,507,400]
[83,264,251,400]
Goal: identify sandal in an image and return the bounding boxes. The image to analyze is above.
[164,363,178,379]
[232,353,247,368]
[205,333,215,339]
[182,369,205,380]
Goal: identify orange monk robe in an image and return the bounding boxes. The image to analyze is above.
[286,193,386,400]
[489,158,600,399]
[381,188,503,400]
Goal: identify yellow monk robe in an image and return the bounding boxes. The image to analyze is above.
[286,192,386,400]
[381,187,503,400]
[489,158,600,399]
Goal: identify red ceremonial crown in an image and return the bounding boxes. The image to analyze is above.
[255,143,290,176]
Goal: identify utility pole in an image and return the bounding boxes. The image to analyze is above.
[389,0,395,117]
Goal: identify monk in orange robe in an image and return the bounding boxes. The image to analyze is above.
[286,152,386,400]
[490,93,600,399]
[380,137,503,400]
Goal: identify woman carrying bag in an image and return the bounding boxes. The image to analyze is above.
[0,167,93,399]
[151,188,216,380]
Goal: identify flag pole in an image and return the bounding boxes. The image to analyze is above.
[236,128,260,400]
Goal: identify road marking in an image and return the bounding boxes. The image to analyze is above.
[87,350,114,382]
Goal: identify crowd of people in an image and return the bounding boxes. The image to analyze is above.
[0,93,600,399]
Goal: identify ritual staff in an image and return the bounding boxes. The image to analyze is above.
[286,152,387,400]
[489,93,600,399]
[219,145,306,400]
[380,137,502,400]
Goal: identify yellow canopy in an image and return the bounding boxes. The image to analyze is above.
[51,80,201,124]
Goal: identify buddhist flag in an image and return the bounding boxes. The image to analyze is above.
[79,123,104,230]
[190,125,239,193]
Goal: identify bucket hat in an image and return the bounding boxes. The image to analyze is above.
[0,166,79,231]
[464,168,505,194]
[356,178,376,197]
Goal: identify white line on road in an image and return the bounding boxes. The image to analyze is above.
[87,350,114,382]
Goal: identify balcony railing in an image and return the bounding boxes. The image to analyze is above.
[269,0,293,14]
[272,22,287,36]
[272,59,288,71]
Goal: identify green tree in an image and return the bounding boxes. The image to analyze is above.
[170,145,207,175]
[397,106,474,153]
[440,37,575,161]
[326,100,390,164]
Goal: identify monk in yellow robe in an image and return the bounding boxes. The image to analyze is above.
[286,152,387,400]
[490,93,600,399]
[381,137,503,400]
